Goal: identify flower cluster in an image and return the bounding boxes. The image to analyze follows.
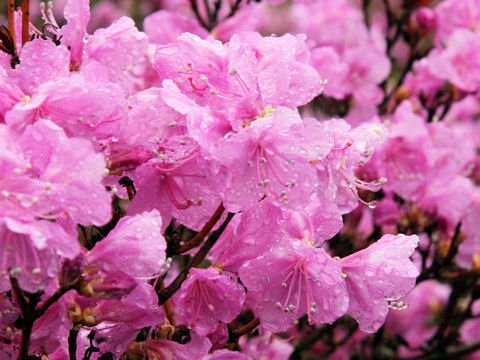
[1,0,480,359]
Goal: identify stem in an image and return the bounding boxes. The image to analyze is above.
[160,283,176,326]
[416,222,462,284]
[157,212,235,305]
[36,284,77,319]
[225,0,242,20]
[9,277,78,359]
[290,325,332,360]
[177,203,225,254]
[189,0,209,30]
[362,0,371,27]
[9,276,27,313]
[10,277,37,360]
[21,0,29,46]
[18,312,35,360]
[69,327,80,360]
[233,317,260,337]
[7,0,16,53]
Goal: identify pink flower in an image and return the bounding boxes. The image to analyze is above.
[373,101,434,201]
[385,280,450,348]
[239,240,348,332]
[144,10,208,45]
[240,332,294,360]
[0,120,111,228]
[87,210,166,279]
[339,234,420,332]
[61,0,90,68]
[202,349,250,360]
[85,16,149,93]
[173,268,246,336]
[6,72,127,141]
[434,0,480,45]
[427,29,480,92]
[145,333,211,360]
[0,218,76,293]
[8,38,70,95]
[456,201,480,269]
[209,201,285,273]
[0,67,24,121]
[127,149,222,232]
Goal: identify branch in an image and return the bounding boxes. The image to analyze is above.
[233,317,260,336]
[416,222,462,284]
[189,0,209,30]
[7,0,16,53]
[21,0,29,46]
[157,212,235,305]
[9,276,27,313]
[401,341,480,360]
[69,326,80,360]
[36,284,76,318]
[177,203,225,254]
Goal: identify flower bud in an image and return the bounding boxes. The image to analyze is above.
[59,254,86,288]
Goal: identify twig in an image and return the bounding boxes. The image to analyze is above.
[225,0,243,20]
[290,325,332,360]
[189,0,209,30]
[177,203,225,254]
[160,283,176,326]
[10,277,39,360]
[233,317,260,337]
[36,283,77,318]
[7,0,16,52]
[9,276,27,313]
[157,212,235,305]
[400,340,480,360]
[21,0,29,46]
[416,222,462,284]
[362,0,371,27]
[69,326,80,360]
[82,331,99,360]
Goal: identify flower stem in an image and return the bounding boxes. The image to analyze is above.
[21,0,29,46]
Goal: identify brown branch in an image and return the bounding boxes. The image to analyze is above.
[177,203,225,254]
[189,0,209,30]
[160,283,176,326]
[400,341,480,360]
[225,0,243,20]
[416,223,462,284]
[7,0,16,52]
[233,317,260,336]
[9,276,27,312]
[69,326,80,360]
[157,212,235,305]
[36,283,77,319]
[10,279,41,360]
[21,0,29,46]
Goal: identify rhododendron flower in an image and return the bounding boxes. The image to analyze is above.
[0,120,111,225]
[339,234,420,332]
[173,267,246,336]
[240,240,348,332]
[87,210,166,279]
